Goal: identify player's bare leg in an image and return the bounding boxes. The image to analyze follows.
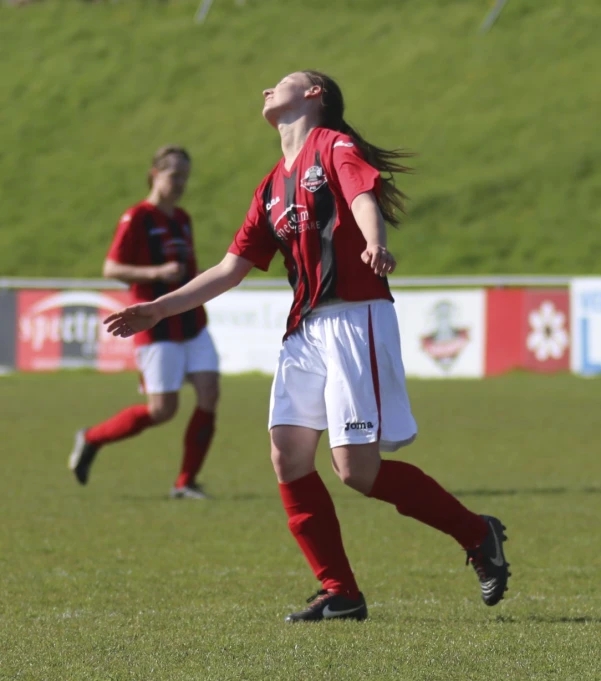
[271,425,319,484]
[330,442,381,494]
[147,392,179,424]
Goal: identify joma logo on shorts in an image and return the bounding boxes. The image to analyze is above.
[345,421,374,431]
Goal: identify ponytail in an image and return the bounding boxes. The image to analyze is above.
[303,71,413,227]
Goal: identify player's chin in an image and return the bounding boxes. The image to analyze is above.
[262,105,280,127]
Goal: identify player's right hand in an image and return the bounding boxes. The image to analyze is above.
[156,261,186,283]
[361,244,397,277]
[103,302,163,338]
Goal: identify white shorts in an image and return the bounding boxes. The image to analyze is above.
[135,327,219,394]
[269,300,418,451]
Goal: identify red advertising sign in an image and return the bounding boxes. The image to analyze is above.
[485,289,523,376]
[485,289,570,375]
[522,290,570,372]
[17,289,135,372]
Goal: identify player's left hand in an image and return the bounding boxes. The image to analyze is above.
[361,244,396,277]
[103,302,163,338]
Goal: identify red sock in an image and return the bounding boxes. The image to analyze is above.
[368,460,488,549]
[86,405,154,446]
[175,408,215,488]
[279,472,360,599]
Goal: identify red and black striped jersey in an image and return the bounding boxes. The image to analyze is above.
[228,127,393,338]
[106,200,207,346]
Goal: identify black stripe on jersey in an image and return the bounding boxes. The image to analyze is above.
[381,274,392,298]
[312,150,338,302]
[169,217,198,340]
[283,171,312,319]
[143,212,172,342]
[263,179,299,294]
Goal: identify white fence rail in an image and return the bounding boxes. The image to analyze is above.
[0,275,572,291]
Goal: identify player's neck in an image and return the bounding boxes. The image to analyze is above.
[146,193,176,218]
[278,118,317,171]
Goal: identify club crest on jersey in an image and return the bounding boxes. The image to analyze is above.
[300,165,327,193]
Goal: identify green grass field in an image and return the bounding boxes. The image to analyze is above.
[1,372,600,680]
[1,0,601,277]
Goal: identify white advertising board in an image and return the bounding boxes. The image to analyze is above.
[394,290,486,378]
[206,289,486,378]
[570,278,601,375]
[205,289,292,374]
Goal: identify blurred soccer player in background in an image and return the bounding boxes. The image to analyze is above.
[69,146,219,499]
[104,72,511,619]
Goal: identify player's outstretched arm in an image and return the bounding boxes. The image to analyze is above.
[351,191,397,277]
[104,253,254,338]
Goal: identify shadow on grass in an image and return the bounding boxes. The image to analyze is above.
[115,493,279,502]
[453,486,601,497]
[228,493,279,501]
[117,495,178,502]
[496,614,601,624]
[116,486,601,502]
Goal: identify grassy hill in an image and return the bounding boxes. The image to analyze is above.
[1,0,600,277]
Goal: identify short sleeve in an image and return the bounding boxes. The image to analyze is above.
[330,134,381,208]
[106,210,139,264]
[227,187,278,272]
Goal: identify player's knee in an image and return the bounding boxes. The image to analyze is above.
[334,466,373,495]
[271,446,292,478]
[271,446,313,482]
[204,381,220,410]
[270,427,318,482]
[194,375,220,412]
[149,402,178,424]
[213,380,221,404]
[335,466,357,488]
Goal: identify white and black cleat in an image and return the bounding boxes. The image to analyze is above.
[170,483,209,500]
[68,429,99,486]
[466,514,511,606]
[285,590,368,622]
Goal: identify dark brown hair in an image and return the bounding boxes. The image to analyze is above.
[303,70,413,227]
[147,145,191,188]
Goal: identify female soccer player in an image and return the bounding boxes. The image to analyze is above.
[104,72,510,619]
[69,146,219,500]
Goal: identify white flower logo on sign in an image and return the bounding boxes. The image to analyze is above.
[526,301,569,361]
